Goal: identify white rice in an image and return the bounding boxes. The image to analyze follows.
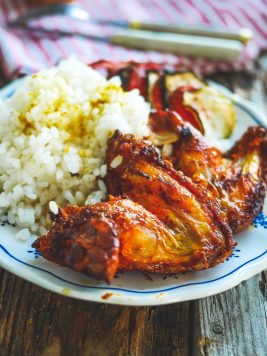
[110,155,123,169]
[0,57,150,238]
[49,201,59,215]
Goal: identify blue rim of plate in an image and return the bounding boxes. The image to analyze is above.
[1,243,267,294]
[0,78,267,296]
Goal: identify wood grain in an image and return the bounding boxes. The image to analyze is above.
[194,273,267,356]
[0,270,190,356]
[0,69,267,356]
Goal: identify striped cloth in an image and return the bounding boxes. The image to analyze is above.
[0,0,267,79]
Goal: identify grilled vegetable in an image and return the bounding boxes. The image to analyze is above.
[168,86,205,133]
[116,66,133,90]
[164,71,204,95]
[146,71,164,110]
[90,61,236,139]
[116,66,146,96]
[147,71,235,139]
[182,86,236,139]
[148,110,180,146]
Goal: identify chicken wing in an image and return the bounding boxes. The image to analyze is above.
[33,203,120,283]
[33,193,233,283]
[218,126,267,232]
[148,110,267,233]
[33,196,232,283]
[105,131,233,257]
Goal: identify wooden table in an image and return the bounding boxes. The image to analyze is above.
[1,63,267,356]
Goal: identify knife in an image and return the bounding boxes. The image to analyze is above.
[11,24,244,60]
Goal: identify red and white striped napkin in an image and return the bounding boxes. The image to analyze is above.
[0,0,267,79]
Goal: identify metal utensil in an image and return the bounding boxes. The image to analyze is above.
[9,3,253,44]
[11,23,243,60]
[111,30,243,60]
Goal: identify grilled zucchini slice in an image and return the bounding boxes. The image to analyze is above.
[183,86,236,139]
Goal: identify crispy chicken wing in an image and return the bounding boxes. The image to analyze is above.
[149,110,267,233]
[33,195,233,283]
[33,204,120,283]
[33,196,232,282]
[218,126,267,232]
[105,131,233,257]
[106,130,231,241]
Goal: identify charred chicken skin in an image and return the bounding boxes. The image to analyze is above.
[105,131,233,253]
[149,110,267,233]
[33,197,232,283]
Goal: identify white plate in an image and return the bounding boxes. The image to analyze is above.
[0,78,267,306]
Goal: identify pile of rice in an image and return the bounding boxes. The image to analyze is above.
[0,57,150,239]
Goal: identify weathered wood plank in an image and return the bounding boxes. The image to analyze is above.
[194,71,267,356]
[0,269,190,356]
[194,273,267,356]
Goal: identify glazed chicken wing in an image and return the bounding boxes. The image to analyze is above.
[105,131,233,260]
[149,110,267,233]
[218,126,267,232]
[106,130,232,243]
[33,196,232,283]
